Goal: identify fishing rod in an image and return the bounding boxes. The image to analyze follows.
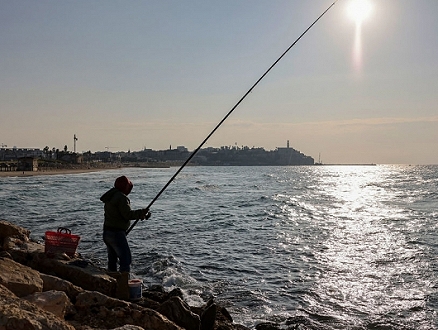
[127,0,339,235]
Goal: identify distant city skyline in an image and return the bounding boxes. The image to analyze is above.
[0,140,315,167]
[1,1,437,164]
[0,138,303,154]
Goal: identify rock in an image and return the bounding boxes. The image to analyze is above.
[40,273,84,302]
[134,296,161,310]
[0,251,12,259]
[23,290,73,318]
[74,291,184,330]
[0,283,75,330]
[0,219,30,242]
[2,236,24,250]
[25,252,117,297]
[198,298,238,330]
[0,257,43,297]
[200,301,217,330]
[75,290,131,310]
[168,287,184,299]
[255,322,280,330]
[142,285,183,304]
[220,305,233,323]
[6,240,45,264]
[0,220,250,330]
[157,296,201,330]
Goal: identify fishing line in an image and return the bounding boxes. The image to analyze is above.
[127,0,339,235]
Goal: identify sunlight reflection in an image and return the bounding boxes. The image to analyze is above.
[307,166,431,325]
[266,166,435,326]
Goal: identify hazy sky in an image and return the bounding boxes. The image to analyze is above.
[1,0,437,164]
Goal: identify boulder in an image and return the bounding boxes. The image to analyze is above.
[0,220,30,242]
[75,290,131,310]
[0,251,12,259]
[0,283,75,330]
[25,252,117,297]
[6,240,45,262]
[134,296,161,311]
[74,290,184,330]
[142,285,184,303]
[157,296,201,330]
[0,257,43,297]
[2,236,25,250]
[200,301,217,330]
[23,290,73,318]
[40,273,84,302]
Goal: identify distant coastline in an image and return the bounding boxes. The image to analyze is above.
[0,167,116,178]
[0,162,379,178]
[315,163,377,166]
[0,162,173,178]
[1,142,315,168]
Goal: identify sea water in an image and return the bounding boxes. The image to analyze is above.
[0,165,437,329]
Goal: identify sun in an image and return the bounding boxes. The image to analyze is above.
[346,0,373,74]
[346,0,373,24]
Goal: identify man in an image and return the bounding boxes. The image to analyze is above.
[100,175,150,273]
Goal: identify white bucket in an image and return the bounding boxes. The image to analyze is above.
[128,279,142,300]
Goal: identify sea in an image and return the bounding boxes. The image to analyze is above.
[1,165,437,329]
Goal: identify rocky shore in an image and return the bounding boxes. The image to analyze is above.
[0,220,250,330]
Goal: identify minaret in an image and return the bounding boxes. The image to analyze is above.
[74,134,78,153]
[287,140,290,149]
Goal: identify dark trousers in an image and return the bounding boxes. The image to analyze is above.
[103,229,132,273]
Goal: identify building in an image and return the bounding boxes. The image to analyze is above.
[17,157,38,172]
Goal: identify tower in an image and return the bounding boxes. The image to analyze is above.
[74,134,78,153]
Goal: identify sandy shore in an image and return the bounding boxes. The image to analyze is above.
[0,167,119,178]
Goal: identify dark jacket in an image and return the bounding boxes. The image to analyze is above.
[100,188,143,231]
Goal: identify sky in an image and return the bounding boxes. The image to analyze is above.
[1,0,437,164]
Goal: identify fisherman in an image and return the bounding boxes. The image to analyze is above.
[100,175,150,274]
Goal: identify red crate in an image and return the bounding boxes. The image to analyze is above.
[44,228,80,257]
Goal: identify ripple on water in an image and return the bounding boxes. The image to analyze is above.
[0,166,437,328]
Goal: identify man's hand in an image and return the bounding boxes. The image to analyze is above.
[141,208,151,220]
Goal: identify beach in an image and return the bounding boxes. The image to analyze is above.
[0,167,117,178]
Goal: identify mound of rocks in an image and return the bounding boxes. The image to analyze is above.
[0,219,249,330]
